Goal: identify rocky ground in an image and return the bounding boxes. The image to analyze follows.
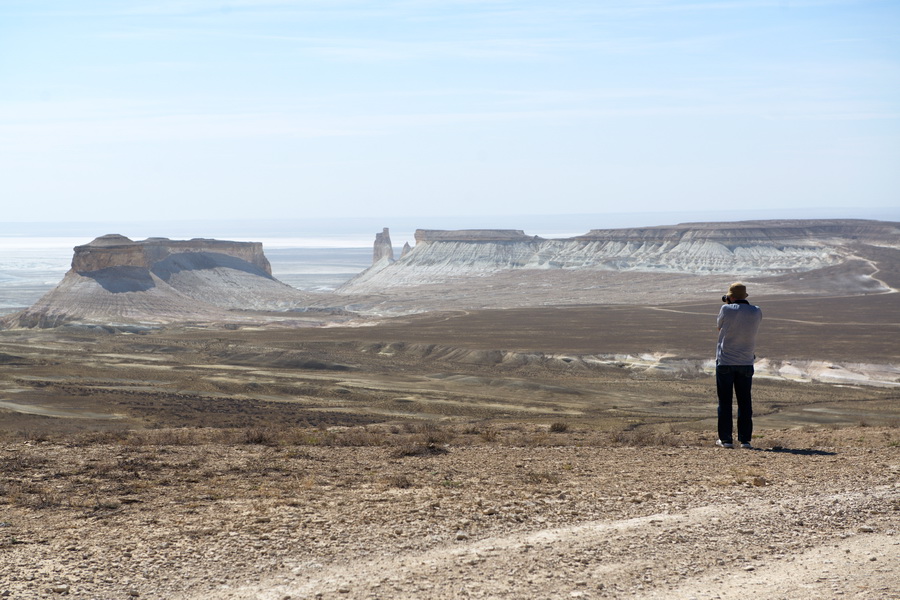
[1,279,898,599]
[1,425,898,600]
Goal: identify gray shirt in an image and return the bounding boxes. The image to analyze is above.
[716,302,762,365]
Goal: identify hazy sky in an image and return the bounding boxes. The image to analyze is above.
[2,0,898,224]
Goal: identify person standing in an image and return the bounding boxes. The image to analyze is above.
[716,282,762,449]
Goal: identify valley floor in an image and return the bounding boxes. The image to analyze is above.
[0,288,898,599]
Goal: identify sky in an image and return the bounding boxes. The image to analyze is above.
[1,0,898,225]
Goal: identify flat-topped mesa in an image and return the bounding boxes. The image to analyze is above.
[2,234,311,329]
[72,235,272,276]
[373,228,394,264]
[414,229,537,244]
[337,219,900,295]
[574,219,900,244]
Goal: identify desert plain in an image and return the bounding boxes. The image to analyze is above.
[1,237,899,599]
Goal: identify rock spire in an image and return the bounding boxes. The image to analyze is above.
[373,228,394,264]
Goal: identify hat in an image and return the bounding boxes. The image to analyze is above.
[728,283,748,300]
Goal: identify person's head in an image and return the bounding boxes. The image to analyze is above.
[728,282,748,301]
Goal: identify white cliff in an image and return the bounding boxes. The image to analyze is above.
[338,220,900,293]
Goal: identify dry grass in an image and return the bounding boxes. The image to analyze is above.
[608,424,682,447]
[2,423,898,515]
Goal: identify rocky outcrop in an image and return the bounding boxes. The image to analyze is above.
[71,235,273,275]
[338,220,900,293]
[3,235,309,329]
[373,228,394,264]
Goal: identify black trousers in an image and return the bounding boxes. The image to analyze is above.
[716,364,754,444]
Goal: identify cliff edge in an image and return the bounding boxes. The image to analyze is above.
[338,219,900,294]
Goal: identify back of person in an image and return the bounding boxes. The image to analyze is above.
[715,282,763,449]
[716,302,762,366]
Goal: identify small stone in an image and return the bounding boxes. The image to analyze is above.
[338,585,351,593]
[51,585,70,594]
[858,526,875,533]
[456,531,469,541]
[129,591,140,597]
[483,507,497,515]
[744,566,755,572]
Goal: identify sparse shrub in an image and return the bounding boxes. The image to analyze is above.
[459,422,500,443]
[0,454,49,473]
[479,428,499,443]
[329,428,385,447]
[19,430,50,443]
[518,431,552,447]
[0,481,12,504]
[421,429,454,447]
[94,498,122,510]
[18,484,62,509]
[132,428,212,446]
[609,425,678,447]
[391,438,449,458]
[549,422,569,433]
[415,422,455,444]
[243,428,279,446]
[523,470,561,485]
[69,430,132,446]
[385,474,414,489]
[283,448,314,460]
[763,437,788,450]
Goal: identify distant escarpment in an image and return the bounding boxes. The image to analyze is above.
[3,235,310,329]
[339,220,900,293]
